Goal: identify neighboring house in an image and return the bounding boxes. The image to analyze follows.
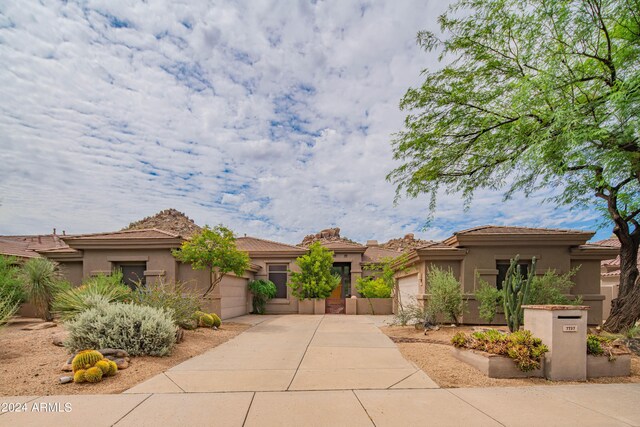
[396,226,618,325]
[0,211,617,323]
[592,236,640,320]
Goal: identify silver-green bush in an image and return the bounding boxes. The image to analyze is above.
[64,302,176,356]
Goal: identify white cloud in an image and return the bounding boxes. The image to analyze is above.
[0,0,609,244]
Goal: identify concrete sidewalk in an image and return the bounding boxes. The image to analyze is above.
[2,315,640,426]
[3,384,640,426]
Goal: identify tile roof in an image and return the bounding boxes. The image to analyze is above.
[362,246,402,264]
[415,241,454,249]
[0,234,71,258]
[315,240,366,250]
[236,236,305,253]
[453,225,591,235]
[591,237,639,269]
[65,229,180,240]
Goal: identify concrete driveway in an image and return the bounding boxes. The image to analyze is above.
[125,314,438,393]
[3,315,640,426]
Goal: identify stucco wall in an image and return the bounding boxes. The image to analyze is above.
[59,261,83,286]
[81,248,177,285]
[412,244,606,325]
[251,257,300,314]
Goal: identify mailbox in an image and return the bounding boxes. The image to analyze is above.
[523,305,590,381]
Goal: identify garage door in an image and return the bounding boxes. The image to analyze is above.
[220,275,249,319]
[397,274,419,309]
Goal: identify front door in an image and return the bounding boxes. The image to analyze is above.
[327,263,350,314]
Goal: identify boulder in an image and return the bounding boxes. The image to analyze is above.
[61,362,72,372]
[98,348,129,358]
[51,332,68,347]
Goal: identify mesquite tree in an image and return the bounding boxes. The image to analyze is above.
[172,225,249,298]
[388,0,640,332]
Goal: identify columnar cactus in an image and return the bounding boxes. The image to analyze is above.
[71,350,104,372]
[502,255,537,332]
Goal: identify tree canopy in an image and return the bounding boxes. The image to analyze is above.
[389,0,640,331]
[172,225,249,297]
[288,242,340,300]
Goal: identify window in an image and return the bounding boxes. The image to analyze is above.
[496,260,530,290]
[118,263,147,290]
[268,264,288,298]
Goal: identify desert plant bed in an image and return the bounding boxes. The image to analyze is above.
[0,319,249,396]
[380,325,640,388]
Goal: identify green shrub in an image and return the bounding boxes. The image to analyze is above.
[288,242,340,299]
[426,266,464,324]
[356,276,392,298]
[587,334,604,356]
[53,272,131,320]
[452,329,548,372]
[64,302,176,356]
[130,281,201,329]
[21,257,67,321]
[0,255,25,307]
[474,281,503,323]
[528,268,581,305]
[0,293,18,329]
[248,279,277,314]
[393,300,431,326]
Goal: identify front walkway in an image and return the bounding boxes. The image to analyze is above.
[2,315,640,426]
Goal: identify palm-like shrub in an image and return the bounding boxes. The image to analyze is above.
[248,279,277,314]
[53,272,131,320]
[21,257,64,321]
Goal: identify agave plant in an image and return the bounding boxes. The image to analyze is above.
[21,257,63,321]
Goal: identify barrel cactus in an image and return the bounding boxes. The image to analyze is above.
[502,255,537,332]
[95,360,111,375]
[84,366,103,383]
[73,369,87,383]
[210,313,222,328]
[199,313,214,327]
[72,350,104,372]
[106,360,118,376]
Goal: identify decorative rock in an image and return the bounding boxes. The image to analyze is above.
[61,363,73,372]
[22,322,57,331]
[59,376,73,384]
[104,356,129,369]
[98,348,129,358]
[52,333,68,347]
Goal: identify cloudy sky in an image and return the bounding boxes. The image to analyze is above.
[0,0,610,244]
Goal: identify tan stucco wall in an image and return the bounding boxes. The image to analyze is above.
[59,261,83,286]
[413,244,606,325]
[251,257,300,314]
[81,248,177,285]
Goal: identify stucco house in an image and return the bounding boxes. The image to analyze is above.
[591,236,640,320]
[396,226,618,325]
[0,210,617,323]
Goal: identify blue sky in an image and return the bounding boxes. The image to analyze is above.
[0,0,612,244]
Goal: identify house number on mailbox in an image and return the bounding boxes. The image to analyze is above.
[563,325,578,332]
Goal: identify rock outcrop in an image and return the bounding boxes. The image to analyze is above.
[381,233,437,252]
[299,228,360,247]
[123,208,201,238]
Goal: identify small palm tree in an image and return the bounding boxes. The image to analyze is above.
[21,258,61,321]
